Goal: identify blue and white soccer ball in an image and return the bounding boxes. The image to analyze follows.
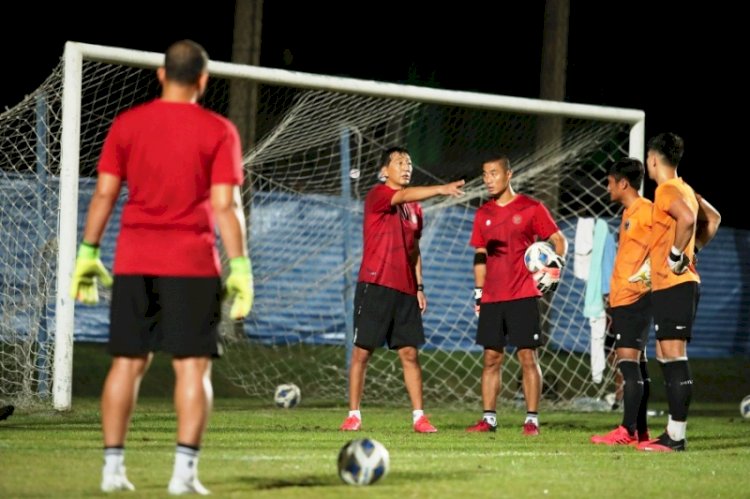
[337,438,390,486]
[524,241,558,273]
[741,394,750,419]
[274,383,301,408]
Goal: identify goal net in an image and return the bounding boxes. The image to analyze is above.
[0,42,644,410]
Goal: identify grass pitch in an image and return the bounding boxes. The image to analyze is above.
[1,398,749,498]
[2,344,748,497]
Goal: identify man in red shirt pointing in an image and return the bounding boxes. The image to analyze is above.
[339,146,464,433]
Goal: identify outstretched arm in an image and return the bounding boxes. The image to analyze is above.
[391,179,465,205]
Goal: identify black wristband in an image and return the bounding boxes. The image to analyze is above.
[417,284,424,292]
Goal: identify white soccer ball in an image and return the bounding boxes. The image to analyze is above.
[741,395,750,419]
[337,438,390,486]
[274,383,301,408]
[524,241,558,273]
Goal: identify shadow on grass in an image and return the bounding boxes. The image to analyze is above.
[239,475,337,489]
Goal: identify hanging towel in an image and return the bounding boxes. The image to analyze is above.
[600,226,617,296]
[583,219,611,318]
[589,315,607,384]
[584,218,612,383]
[574,217,595,280]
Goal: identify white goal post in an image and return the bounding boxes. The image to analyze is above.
[1,41,645,411]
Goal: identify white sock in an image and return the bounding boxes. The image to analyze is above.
[667,419,687,441]
[525,412,539,425]
[412,410,424,423]
[173,445,200,481]
[482,412,497,426]
[348,410,361,420]
[103,447,124,473]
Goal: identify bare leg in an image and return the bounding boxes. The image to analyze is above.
[517,348,541,412]
[101,354,151,447]
[481,348,504,410]
[398,346,423,410]
[173,356,213,446]
[348,346,373,410]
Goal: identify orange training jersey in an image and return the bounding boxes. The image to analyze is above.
[609,197,652,308]
[650,178,700,291]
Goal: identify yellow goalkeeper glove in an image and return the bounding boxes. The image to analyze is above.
[627,258,651,288]
[69,242,113,305]
[226,256,254,320]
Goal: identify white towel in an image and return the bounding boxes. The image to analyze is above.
[574,217,595,280]
[589,313,607,384]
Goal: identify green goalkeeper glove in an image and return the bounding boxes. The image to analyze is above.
[69,242,113,305]
[226,256,254,320]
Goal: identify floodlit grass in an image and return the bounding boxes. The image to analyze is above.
[1,398,749,498]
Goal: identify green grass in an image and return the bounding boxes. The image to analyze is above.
[2,343,748,497]
[1,399,749,498]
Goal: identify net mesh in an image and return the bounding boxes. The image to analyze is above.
[0,50,632,410]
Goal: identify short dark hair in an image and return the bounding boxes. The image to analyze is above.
[647,132,684,167]
[380,146,409,167]
[609,157,644,189]
[164,40,208,85]
[482,154,511,171]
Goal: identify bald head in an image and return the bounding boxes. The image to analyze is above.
[164,40,208,85]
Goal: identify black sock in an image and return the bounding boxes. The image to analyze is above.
[618,360,642,435]
[637,360,650,433]
[661,360,692,421]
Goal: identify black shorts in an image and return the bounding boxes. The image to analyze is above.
[353,282,424,349]
[651,282,699,341]
[609,293,652,350]
[604,308,616,353]
[109,275,223,357]
[476,297,543,349]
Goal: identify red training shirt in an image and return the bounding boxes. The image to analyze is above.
[470,194,559,302]
[357,183,423,295]
[97,99,243,277]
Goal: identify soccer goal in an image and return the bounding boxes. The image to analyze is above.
[0,42,644,411]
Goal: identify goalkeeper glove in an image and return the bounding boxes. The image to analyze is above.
[627,258,652,288]
[226,256,254,320]
[69,242,113,305]
[667,245,690,275]
[473,287,482,318]
[533,268,560,294]
[533,252,564,294]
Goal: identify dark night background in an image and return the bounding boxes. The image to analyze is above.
[1,1,743,227]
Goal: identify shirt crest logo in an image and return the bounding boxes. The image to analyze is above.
[485,219,491,226]
[512,214,522,225]
[624,220,631,231]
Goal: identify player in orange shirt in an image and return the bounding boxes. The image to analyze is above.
[635,133,721,452]
[591,158,654,446]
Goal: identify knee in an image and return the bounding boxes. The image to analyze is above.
[351,346,373,366]
[483,352,503,370]
[517,351,538,370]
[398,347,418,365]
